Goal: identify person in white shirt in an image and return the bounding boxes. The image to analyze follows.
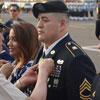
[0,58,54,100]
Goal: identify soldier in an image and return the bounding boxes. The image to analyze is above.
[90,20,100,100]
[89,3,94,20]
[84,3,89,20]
[28,1,96,100]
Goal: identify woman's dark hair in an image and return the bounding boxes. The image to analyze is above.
[11,21,41,64]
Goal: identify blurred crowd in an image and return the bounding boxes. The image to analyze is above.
[67,2,96,21]
[0,2,98,21]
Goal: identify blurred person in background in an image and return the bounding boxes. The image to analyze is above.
[3,4,23,46]
[95,20,100,50]
[90,20,100,100]
[0,23,14,66]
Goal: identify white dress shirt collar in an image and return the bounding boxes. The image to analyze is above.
[43,32,69,55]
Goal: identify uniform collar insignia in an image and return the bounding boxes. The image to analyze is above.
[68,42,71,45]
[50,50,55,55]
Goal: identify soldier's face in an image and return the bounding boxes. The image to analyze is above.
[37,13,61,48]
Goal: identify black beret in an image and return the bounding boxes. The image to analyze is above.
[32,1,68,18]
[96,20,100,40]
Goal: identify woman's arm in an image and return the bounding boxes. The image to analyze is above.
[26,58,54,100]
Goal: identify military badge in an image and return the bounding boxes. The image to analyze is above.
[50,65,62,78]
[53,78,59,88]
[57,59,64,65]
[50,50,55,55]
[38,58,44,64]
[68,42,71,45]
[80,78,91,100]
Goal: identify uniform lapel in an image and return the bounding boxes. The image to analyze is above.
[33,34,72,64]
[46,34,71,59]
[33,46,43,65]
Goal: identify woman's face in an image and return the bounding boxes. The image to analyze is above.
[8,29,21,57]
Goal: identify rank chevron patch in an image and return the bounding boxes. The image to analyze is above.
[80,78,91,99]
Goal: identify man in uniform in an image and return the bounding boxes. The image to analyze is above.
[90,20,100,100]
[31,1,96,100]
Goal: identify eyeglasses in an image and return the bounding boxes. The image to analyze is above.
[10,10,17,12]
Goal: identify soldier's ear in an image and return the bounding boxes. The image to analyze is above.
[60,18,66,31]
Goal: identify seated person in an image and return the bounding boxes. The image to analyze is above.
[0,23,14,65]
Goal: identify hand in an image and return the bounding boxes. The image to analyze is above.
[0,59,9,68]
[38,58,54,78]
[19,64,38,89]
[0,62,13,79]
[26,59,54,100]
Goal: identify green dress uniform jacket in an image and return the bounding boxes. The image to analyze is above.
[31,34,96,100]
